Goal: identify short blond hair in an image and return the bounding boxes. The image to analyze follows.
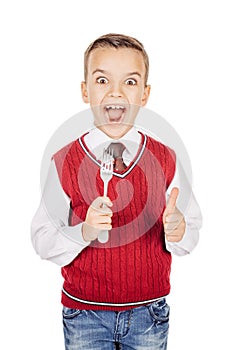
[84,33,149,86]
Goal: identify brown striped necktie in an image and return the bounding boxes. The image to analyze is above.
[108,142,126,171]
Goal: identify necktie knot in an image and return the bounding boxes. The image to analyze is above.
[109,142,125,159]
[107,142,126,171]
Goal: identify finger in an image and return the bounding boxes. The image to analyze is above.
[164,219,185,235]
[95,223,112,230]
[89,222,112,229]
[164,213,180,223]
[91,197,113,210]
[90,207,113,217]
[83,222,112,239]
[101,196,113,207]
[166,187,179,211]
[99,207,113,216]
[164,222,179,231]
[165,234,183,242]
[100,215,112,224]
[91,213,112,224]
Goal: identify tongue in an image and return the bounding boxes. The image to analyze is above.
[108,108,124,121]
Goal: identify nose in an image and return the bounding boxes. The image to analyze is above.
[107,82,123,98]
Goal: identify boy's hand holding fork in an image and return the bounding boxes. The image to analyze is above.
[82,196,113,242]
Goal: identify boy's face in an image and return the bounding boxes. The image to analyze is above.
[81,47,150,139]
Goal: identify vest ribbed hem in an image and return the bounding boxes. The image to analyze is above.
[61,286,170,311]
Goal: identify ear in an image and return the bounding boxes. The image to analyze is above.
[81,81,89,103]
[141,85,151,107]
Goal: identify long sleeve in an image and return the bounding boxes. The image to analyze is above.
[31,160,90,267]
[165,159,202,256]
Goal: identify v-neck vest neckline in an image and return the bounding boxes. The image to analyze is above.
[78,131,148,178]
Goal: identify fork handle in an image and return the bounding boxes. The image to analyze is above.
[98,181,109,243]
[98,202,109,243]
[98,230,109,243]
[103,181,108,197]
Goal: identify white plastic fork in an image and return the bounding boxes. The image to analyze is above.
[98,148,113,243]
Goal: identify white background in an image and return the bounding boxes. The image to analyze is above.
[1,1,232,349]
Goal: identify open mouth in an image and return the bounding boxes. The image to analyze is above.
[104,104,127,123]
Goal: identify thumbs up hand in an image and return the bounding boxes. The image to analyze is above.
[163,187,186,242]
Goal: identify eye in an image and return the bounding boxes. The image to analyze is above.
[125,78,137,86]
[96,77,108,84]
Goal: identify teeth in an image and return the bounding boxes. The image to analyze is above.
[105,105,124,110]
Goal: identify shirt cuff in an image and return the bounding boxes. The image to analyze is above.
[165,220,199,256]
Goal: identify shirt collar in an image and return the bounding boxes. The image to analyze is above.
[84,126,141,160]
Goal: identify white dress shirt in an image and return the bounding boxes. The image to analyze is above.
[31,127,202,266]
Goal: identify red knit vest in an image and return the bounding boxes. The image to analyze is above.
[53,132,176,311]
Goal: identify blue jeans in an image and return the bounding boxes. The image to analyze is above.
[63,298,169,350]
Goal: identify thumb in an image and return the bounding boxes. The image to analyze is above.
[166,187,179,212]
[91,196,113,210]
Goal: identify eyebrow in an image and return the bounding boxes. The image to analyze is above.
[92,69,108,75]
[127,71,142,78]
[92,69,142,78]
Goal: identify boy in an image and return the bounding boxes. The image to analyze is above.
[31,34,202,349]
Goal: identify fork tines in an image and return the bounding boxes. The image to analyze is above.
[102,148,113,165]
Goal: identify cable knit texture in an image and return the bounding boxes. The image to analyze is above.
[53,132,176,311]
